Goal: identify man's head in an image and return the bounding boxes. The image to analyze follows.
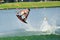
[28,8,30,11]
[26,8,30,11]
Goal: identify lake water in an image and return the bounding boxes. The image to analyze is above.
[0,7,60,36]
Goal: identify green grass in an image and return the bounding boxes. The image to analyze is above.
[0,1,60,9]
[0,34,60,40]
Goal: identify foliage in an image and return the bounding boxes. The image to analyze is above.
[0,34,60,40]
[0,1,60,9]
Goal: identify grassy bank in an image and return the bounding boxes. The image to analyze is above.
[0,34,60,40]
[0,1,60,9]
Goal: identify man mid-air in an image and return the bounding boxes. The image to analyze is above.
[16,8,30,24]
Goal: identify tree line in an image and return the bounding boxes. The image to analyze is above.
[0,0,60,3]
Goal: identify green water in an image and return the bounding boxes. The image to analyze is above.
[0,34,60,40]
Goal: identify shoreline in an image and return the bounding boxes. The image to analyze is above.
[0,6,60,10]
[0,1,60,10]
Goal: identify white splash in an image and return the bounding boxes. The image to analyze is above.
[24,17,57,33]
[19,17,60,34]
[40,17,56,34]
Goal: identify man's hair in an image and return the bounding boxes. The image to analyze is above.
[27,8,30,11]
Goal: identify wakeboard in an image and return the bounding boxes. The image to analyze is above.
[16,15,27,24]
